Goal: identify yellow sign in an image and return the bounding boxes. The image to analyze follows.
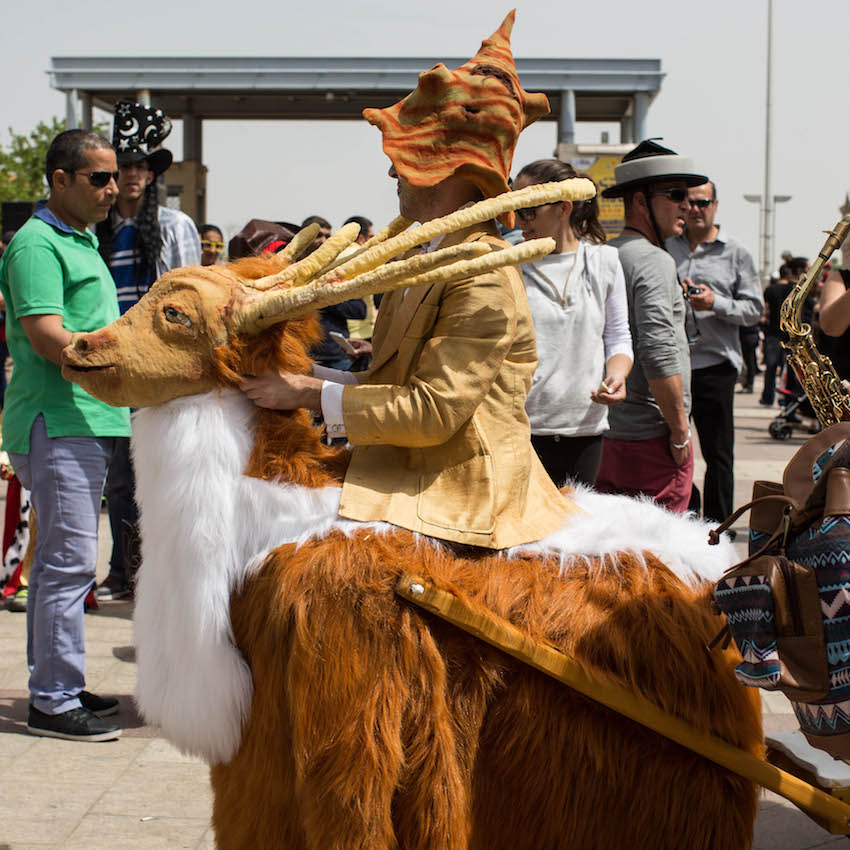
[571,153,625,240]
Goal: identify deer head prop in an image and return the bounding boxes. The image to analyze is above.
[62,179,594,408]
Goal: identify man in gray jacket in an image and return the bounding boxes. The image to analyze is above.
[595,140,707,513]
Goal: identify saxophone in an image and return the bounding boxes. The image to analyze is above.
[779,213,850,426]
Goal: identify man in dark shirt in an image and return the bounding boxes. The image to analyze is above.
[761,258,809,405]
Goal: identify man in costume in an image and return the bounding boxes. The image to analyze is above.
[595,140,706,513]
[241,11,577,549]
[0,130,128,740]
[95,101,201,600]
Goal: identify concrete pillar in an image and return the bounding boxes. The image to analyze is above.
[137,89,152,106]
[620,115,634,144]
[633,92,650,141]
[80,93,93,130]
[183,113,203,163]
[65,90,79,130]
[558,90,576,146]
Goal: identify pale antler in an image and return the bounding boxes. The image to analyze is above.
[267,222,320,270]
[237,242,490,332]
[321,215,414,274]
[322,178,595,284]
[235,238,554,333]
[245,223,361,291]
[231,177,593,334]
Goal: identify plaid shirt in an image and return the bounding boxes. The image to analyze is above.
[108,206,201,313]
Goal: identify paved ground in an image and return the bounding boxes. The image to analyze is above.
[0,388,847,848]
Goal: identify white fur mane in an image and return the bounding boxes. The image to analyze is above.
[132,390,363,764]
[132,389,735,765]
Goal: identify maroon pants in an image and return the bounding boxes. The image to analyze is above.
[595,434,694,514]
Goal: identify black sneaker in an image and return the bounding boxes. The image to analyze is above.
[79,691,119,717]
[27,705,121,742]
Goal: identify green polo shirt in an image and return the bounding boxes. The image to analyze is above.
[0,206,130,454]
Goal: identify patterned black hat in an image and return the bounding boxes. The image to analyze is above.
[112,100,173,175]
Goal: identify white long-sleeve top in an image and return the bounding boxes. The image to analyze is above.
[522,239,633,437]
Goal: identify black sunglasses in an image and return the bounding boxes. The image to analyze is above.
[688,198,714,209]
[648,187,689,203]
[516,203,557,223]
[69,170,119,188]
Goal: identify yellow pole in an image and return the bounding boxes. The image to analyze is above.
[396,573,850,834]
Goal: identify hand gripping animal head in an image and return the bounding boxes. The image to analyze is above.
[62,179,595,408]
[363,11,550,228]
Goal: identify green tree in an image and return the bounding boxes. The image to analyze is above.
[0,117,65,205]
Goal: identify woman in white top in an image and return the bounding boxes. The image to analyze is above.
[514,159,633,488]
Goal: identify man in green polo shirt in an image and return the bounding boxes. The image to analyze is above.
[0,129,130,742]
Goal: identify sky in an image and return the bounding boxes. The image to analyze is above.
[2,0,848,275]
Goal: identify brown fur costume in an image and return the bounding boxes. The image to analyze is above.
[64,246,763,850]
[206,326,762,850]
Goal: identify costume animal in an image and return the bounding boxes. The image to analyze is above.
[62,200,763,849]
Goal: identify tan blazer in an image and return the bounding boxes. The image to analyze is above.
[338,222,578,549]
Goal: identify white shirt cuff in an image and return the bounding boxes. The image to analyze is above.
[321,381,347,437]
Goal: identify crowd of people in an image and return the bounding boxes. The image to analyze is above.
[0,21,830,748]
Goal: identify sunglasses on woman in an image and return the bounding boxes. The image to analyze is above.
[201,240,225,252]
[516,196,591,222]
[68,170,120,188]
[515,203,557,223]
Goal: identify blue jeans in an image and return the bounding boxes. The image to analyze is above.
[9,415,114,715]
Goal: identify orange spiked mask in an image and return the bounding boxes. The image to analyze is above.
[363,10,550,227]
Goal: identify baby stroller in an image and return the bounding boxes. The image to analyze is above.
[768,385,820,440]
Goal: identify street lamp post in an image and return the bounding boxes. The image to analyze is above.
[744,0,791,287]
[744,193,792,285]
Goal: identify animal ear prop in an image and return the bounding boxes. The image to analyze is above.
[229,177,594,334]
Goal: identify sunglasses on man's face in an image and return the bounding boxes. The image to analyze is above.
[688,198,714,210]
[201,240,225,252]
[649,187,690,203]
[69,170,119,189]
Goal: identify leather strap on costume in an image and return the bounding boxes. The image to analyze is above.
[783,422,850,504]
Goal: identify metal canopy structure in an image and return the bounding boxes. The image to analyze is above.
[49,56,663,222]
[50,56,663,146]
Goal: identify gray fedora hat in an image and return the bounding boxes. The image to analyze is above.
[601,140,707,198]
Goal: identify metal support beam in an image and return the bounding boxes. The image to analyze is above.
[183,110,203,163]
[558,90,576,145]
[633,92,649,141]
[80,93,93,130]
[65,90,79,130]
